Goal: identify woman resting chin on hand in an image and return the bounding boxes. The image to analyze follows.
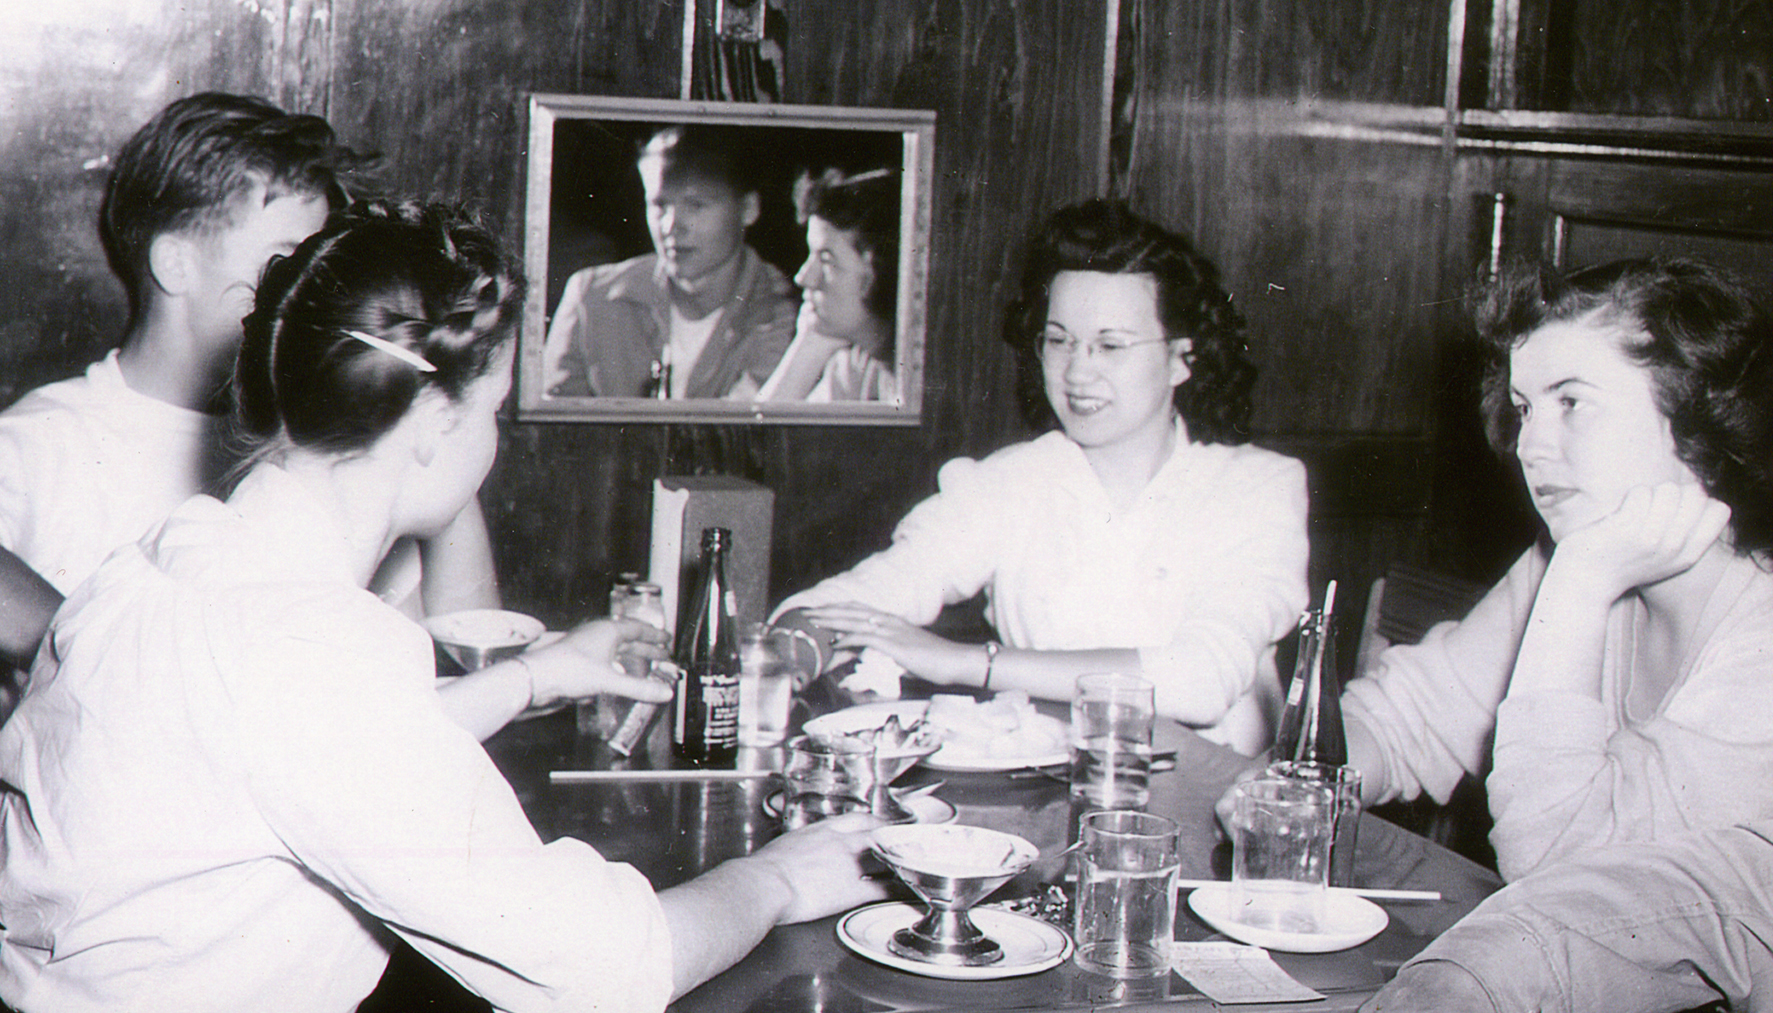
[772,200,1309,756]
[1340,257,1773,882]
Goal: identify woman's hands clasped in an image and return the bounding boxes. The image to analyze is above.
[517,617,672,712]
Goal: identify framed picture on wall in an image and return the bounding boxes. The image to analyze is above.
[518,94,935,425]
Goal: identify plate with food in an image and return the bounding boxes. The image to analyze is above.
[803,692,1070,772]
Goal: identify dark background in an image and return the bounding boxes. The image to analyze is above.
[544,116,904,318]
[3,0,1772,748]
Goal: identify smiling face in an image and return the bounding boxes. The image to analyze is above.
[795,215,878,342]
[1040,270,1191,453]
[1508,313,1700,542]
[637,157,759,291]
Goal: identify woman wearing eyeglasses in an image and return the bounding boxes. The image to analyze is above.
[774,200,1308,754]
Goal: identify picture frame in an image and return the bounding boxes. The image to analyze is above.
[518,94,935,425]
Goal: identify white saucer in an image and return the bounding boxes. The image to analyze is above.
[837,902,1072,979]
[763,789,957,825]
[1186,882,1388,953]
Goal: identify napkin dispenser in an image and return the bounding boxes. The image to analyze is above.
[649,475,774,635]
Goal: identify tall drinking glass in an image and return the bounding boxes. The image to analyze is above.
[1072,810,1180,977]
[1070,673,1156,809]
[738,623,813,747]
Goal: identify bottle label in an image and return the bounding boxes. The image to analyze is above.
[673,676,689,745]
[704,675,740,747]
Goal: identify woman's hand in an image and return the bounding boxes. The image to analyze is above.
[1550,482,1732,602]
[802,602,983,687]
[739,811,890,924]
[519,617,672,710]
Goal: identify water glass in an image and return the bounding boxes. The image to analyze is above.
[1072,810,1180,977]
[1229,777,1335,935]
[1268,760,1363,889]
[1070,673,1156,809]
[738,623,811,747]
[781,735,875,829]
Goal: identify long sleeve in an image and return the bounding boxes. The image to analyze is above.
[1342,549,1544,806]
[235,602,674,1013]
[777,433,1308,753]
[1400,824,1773,1013]
[1487,560,1773,881]
[1135,451,1308,727]
[776,453,1002,625]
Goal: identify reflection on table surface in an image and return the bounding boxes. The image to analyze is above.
[483,700,1503,1013]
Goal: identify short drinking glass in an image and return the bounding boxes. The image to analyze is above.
[1229,777,1335,935]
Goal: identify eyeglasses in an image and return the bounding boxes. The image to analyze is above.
[1038,331,1173,363]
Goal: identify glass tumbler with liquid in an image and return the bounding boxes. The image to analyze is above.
[1069,672,1156,809]
[738,622,809,748]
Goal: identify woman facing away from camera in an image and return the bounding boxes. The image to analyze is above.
[755,167,901,403]
[775,199,1309,755]
[0,200,884,1013]
[1340,257,1773,882]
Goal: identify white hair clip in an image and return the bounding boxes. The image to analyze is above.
[345,330,437,373]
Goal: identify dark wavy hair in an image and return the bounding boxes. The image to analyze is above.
[233,199,524,463]
[1003,199,1256,444]
[1474,257,1773,555]
[793,167,900,325]
[100,92,369,326]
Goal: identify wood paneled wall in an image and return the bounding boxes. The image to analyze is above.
[1117,0,1524,632]
[0,0,1107,629]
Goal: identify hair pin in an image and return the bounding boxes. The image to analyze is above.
[345,330,437,373]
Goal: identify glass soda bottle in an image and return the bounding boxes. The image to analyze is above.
[672,528,741,767]
[1273,580,1347,766]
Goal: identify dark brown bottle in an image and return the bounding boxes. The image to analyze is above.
[672,528,740,766]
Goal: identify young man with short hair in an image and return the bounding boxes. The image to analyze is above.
[542,123,797,399]
[0,93,500,690]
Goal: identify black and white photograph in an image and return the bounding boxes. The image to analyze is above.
[2,2,1773,1012]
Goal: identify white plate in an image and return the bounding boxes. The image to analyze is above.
[1186,882,1388,953]
[804,701,1070,773]
[763,788,957,825]
[837,902,1071,979]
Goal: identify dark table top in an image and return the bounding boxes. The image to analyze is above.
[485,700,1503,1013]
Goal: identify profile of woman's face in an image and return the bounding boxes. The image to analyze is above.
[1508,314,1701,542]
[1040,270,1190,452]
[794,215,877,343]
